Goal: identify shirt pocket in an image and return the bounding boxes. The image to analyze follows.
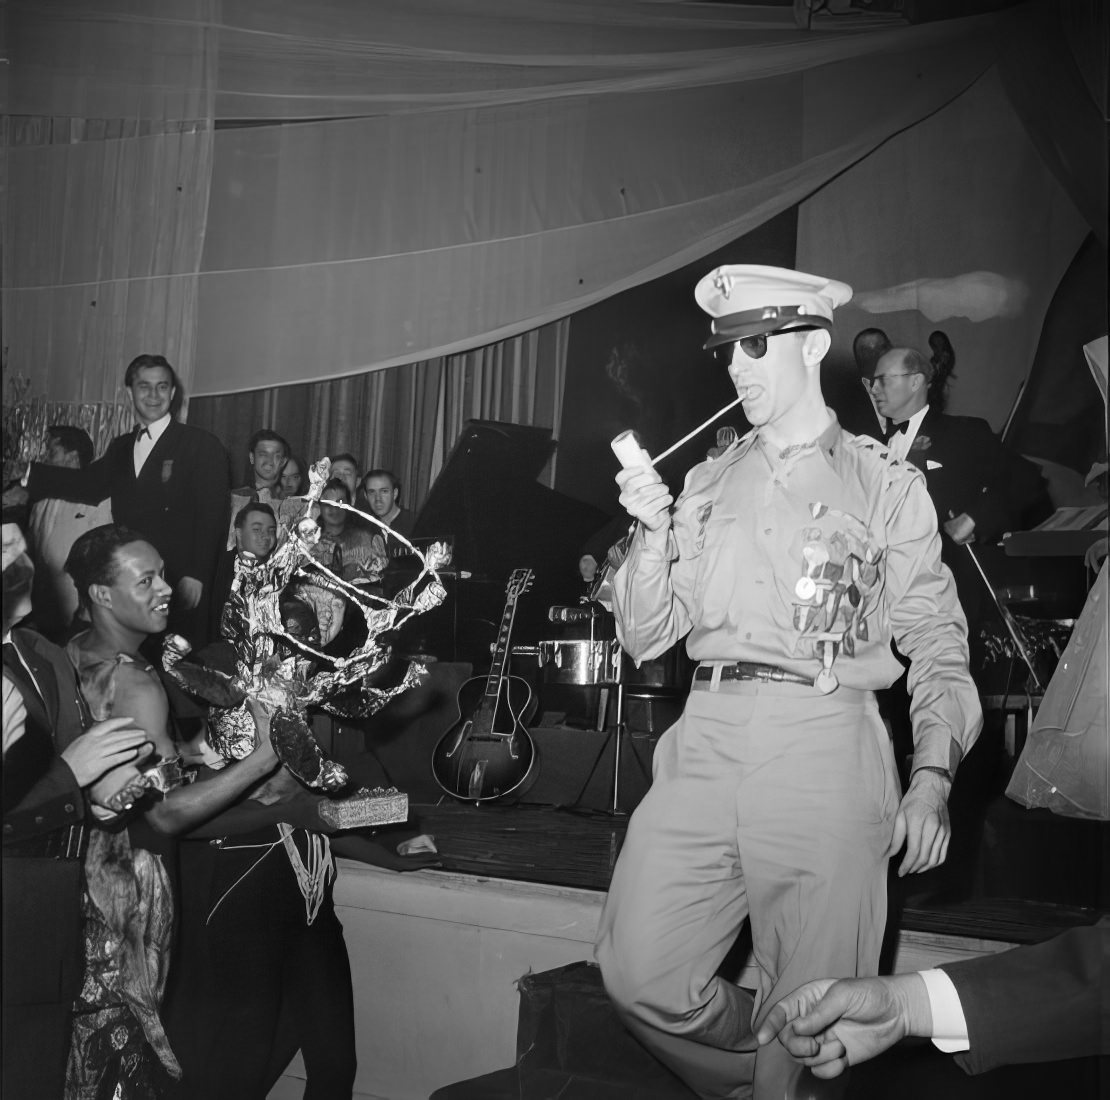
[673,493,736,617]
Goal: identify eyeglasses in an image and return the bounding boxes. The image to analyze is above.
[713,326,820,365]
[866,372,919,391]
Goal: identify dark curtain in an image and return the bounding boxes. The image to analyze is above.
[187,360,443,512]
[996,0,1108,248]
[1006,233,1108,472]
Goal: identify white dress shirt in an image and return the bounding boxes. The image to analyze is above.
[1,629,46,756]
[919,967,971,1052]
[134,413,172,475]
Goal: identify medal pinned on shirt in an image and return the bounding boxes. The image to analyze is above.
[814,638,840,694]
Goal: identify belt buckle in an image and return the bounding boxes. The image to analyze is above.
[748,664,775,683]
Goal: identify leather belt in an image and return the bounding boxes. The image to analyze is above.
[2,824,88,862]
[694,662,813,687]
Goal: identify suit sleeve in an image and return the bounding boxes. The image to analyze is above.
[184,430,232,586]
[2,756,84,842]
[940,926,1108,1074]
[26,441,122,506]
[959,419,1051,542]
[883,465,982,774]
[2,635,88,840]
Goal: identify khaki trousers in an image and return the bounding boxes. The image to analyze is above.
[596,680,900,1100]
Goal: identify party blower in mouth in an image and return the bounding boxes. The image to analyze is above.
[610,395,744,470]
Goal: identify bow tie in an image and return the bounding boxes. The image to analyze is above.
[883,418,909,442]
[135,426,151,440]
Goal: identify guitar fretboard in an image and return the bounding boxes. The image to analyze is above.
[484,569,532,699]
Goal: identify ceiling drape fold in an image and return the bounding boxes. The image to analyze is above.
[5,0,1006,402]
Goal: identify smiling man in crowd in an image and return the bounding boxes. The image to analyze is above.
[228,429,290,546]
[230,430,289,507]
[15,354,231,648]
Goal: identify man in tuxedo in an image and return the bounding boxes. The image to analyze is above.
[753,924,1107,1078]
[18,354,232,647]
[870,346,1051,634]
[2,520,151,1100]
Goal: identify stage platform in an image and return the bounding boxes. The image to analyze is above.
[266,663,1107,1097]
[268,802,1103,1100]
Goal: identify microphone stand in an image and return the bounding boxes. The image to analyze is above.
[960,536,1044,694]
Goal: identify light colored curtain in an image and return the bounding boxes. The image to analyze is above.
[6,0,1003,401]
[797,67,1090,430]
[4,1,217,408]
[188,319,567,510]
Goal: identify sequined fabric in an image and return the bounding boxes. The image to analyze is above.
[64,644,182,1097]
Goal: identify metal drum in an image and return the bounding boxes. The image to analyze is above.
[538,639,622,686]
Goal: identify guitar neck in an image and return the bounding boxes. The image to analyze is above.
[484,594,521,700]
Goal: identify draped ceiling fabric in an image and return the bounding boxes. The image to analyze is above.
[4,1,217,407]
[5,0,1007,406]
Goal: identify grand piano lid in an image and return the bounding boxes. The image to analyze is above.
[407,418,611,648]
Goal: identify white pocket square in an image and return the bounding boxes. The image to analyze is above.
[926,459,943,470]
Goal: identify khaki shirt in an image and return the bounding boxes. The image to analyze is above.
[611,417,981,774]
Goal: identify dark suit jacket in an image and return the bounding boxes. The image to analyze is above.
[28,419,232,645]
[901,409,1051,628]
[380,505,416,557]
[2,627,88,1099]
[2,627,86,839]
[940,925,1108,1074]
[903,410,1050,545]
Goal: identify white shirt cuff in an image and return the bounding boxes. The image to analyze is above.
[919,968,970,1053]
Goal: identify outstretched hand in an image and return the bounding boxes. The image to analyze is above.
[886,770,951,876]
[754,973,932,1078]
[176,576,204,610]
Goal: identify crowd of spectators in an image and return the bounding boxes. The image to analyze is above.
[1,353,420,1099]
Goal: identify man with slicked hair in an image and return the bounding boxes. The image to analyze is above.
[17,355,231,647]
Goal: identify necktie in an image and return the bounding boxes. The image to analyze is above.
[883,418,909,442]
[136,426,151,440]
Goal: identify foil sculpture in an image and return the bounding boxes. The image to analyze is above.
[163,456,447,821]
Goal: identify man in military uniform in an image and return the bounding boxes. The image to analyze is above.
[595,265,982,1099]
